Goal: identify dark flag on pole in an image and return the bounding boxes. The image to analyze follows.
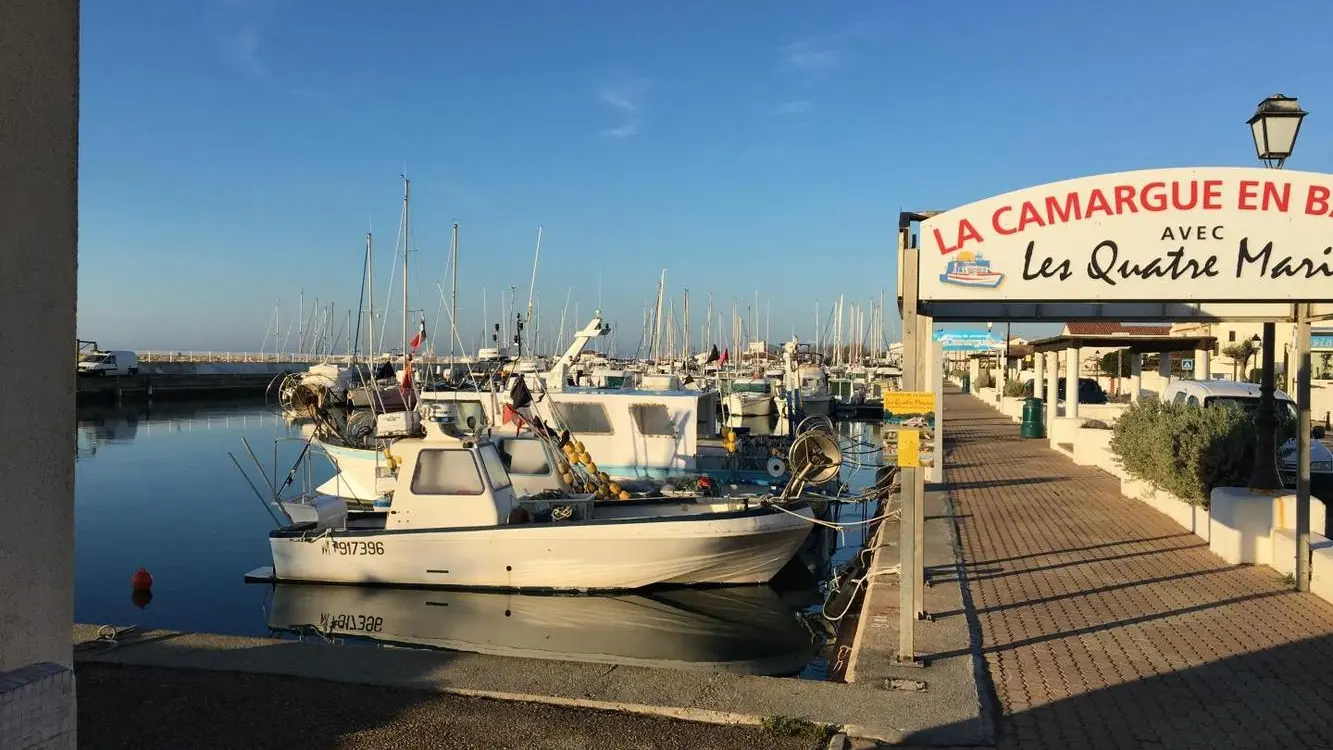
[705,345,720,364]
[510,374,534,409]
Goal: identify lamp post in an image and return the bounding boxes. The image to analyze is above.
[1247,94,1306,490]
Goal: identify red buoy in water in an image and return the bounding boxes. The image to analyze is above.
[131,568,153,592]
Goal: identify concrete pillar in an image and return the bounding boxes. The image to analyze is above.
[1130,353,1143,403]
[0,0,78,746]
[1065,347,1080,419]
[1033,347,1045,395]
[1045,351,1059,429]
[1196,349,1211,380]
[1159,351,1173,390]
[968,357,980,387]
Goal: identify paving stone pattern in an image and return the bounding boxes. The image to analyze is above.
[945,392,1333,750]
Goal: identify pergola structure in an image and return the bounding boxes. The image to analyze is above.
[1024,332,1218,420]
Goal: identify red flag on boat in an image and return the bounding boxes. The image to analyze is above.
[718,348,729,367]
[409,319,427,352]
[502,403,520,425]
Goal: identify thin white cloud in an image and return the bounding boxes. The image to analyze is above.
[210,0,281,78]
[780,39,843,73]
[774,99,813,115]
[599,85,641,114]
[600,121,640,139]
[597,74,649,138]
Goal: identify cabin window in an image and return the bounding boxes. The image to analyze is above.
[630,403,675,437]
[498,439,551,475]
[560,402,613,434]
[410,449,484,496]
[1171,392,1189,406]
[478,444,512,491]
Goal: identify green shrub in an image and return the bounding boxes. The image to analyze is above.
[1003,379,1028,397]
[1110,400,1294,507]
[974,370,995,389]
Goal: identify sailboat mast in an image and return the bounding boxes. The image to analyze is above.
[450,221,459,366]
[401,176,411,357]
[652,270,666,361]
[526,226,542,326]
[364,233,375,360]
[683,288,690,359]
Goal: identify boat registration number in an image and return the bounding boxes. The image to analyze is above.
[323,613,384,633]
[331,540,385,556]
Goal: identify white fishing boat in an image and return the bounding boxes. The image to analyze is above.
[259,583,814,675]
[253,402,822,590]
[939,251,1004,288]
[723,377,774,418]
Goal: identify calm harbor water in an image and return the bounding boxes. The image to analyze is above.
[75,399,883,678]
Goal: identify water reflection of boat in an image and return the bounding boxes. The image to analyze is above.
[265,583,814,676]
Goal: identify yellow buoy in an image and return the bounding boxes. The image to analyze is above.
[608,482,621,495]
[586,462,598,474]
[574,441,586,454]
[618,490,631,500]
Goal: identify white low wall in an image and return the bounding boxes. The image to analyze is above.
[1071,427,1126,478]
[1048,416,1084,454]
[1122,478,1211,541]
[1000,397,1024,422]
[1208,486,1333,606]
[977,387,999,406]
[1076,403,1129,426]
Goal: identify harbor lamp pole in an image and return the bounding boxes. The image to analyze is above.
[1247,93,1307,490]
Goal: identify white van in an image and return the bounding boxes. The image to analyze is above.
[1160,379,1332,486]
[78,350,139,377]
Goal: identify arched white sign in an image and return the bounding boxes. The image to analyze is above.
[917,167,1333,302]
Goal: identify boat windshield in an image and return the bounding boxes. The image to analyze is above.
[732,381,769,394]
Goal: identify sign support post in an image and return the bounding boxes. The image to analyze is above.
[1297,302,1313,591]
[914,311,930,618]
[897,219,920,664]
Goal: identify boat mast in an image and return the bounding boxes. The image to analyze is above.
[401,176,410,359]
[683,288,690,360]
[526,226,542,330]
[652,269,666,362]
[450,221,459,368]
[364,234,374,360]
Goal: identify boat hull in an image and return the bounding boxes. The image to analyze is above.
[939,272,1003,288]
[723,392,773,417]
[268,504,814,590]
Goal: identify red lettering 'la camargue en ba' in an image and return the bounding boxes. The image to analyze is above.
[916,167,1333,303]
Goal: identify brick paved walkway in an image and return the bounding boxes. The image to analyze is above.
[945,392,1333,750]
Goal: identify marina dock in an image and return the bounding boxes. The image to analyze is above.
[76,368,290,403]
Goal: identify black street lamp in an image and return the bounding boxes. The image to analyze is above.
[1248,94,1307,169]
[1248,95,1305,490]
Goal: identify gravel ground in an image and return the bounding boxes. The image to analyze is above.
[76,664,830,750]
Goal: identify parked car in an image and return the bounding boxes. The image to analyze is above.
[1021,376,1108,406]
[1160,379,1332,492]
[77,350,139,377]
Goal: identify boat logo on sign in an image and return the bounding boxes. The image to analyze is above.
[939,251,1004,289]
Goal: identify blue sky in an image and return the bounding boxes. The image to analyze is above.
[79,0,1333,354]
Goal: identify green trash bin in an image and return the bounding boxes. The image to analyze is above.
[1020,397,1045,438]
[961,373,971,393]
